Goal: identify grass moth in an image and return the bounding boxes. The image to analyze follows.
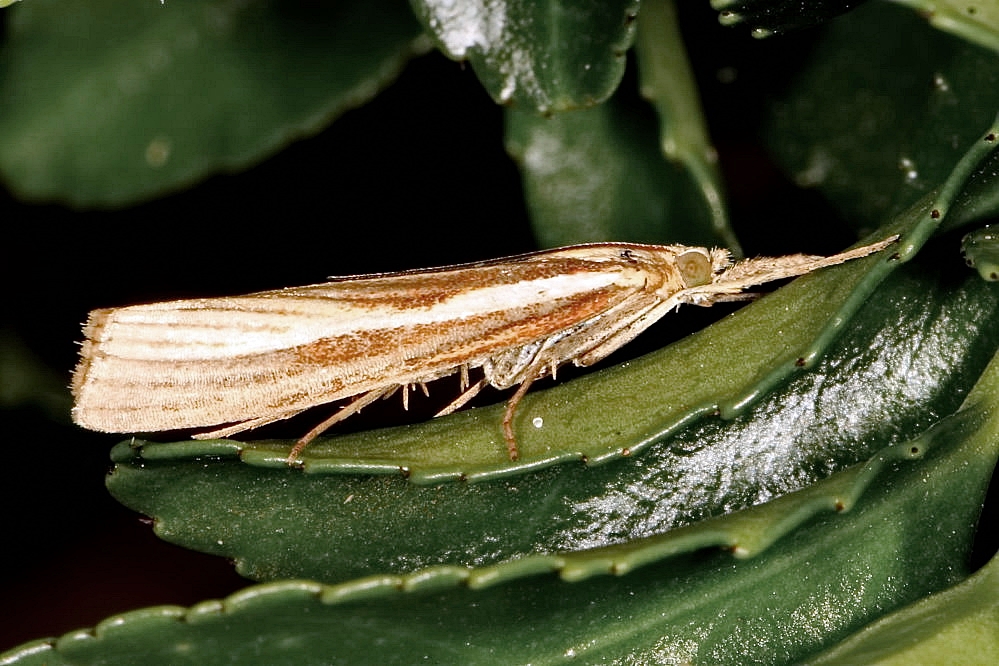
[71,237,897,462]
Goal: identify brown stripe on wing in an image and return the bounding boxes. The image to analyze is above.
[266,255,635,309]
[286,286,632,381]
[72,285,635,432]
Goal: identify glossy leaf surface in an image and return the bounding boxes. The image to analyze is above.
[963,225,999,281]
[9,345,999,664]
[766,1,999,230]
[505,97,730,249]
[505,0,739,252]
[0,0,426,206]
[409,0,638,111]
[103,241,999,584]
[806,552,999,665]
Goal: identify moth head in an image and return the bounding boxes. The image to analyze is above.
[676,248,729,287]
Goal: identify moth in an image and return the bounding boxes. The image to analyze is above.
[71,237,897,462]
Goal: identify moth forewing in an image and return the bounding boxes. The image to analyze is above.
[71,237,897,462]
[71,245,662,438]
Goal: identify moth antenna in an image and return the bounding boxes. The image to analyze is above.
[715,236,898,291]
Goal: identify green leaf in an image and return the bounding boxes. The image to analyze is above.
[9,344,999,663]
[6,4,999,661]
[409,0,639,112]
[505,96,731,249]
[805,552,999,665]
[636,0,740,254]
[766,0,999,230]
[504,1,740,252]
[711,0,868,37]
[0,0,427,207]
[100,243,999,584]
[0,330,71,420]
[962,225,999,281]
[886,0,999,54]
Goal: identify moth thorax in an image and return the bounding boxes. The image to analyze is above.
[676,249,713,287]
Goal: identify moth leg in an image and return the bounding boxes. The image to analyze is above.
[568,298,672,368]
[401,382,431,410]
[194,410,309,440]
[286,386,398,464]
[689,291,758,306]
[435,378,487,417]
[502,373,539,461]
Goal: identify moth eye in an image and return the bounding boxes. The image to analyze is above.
[677,250,713,287]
